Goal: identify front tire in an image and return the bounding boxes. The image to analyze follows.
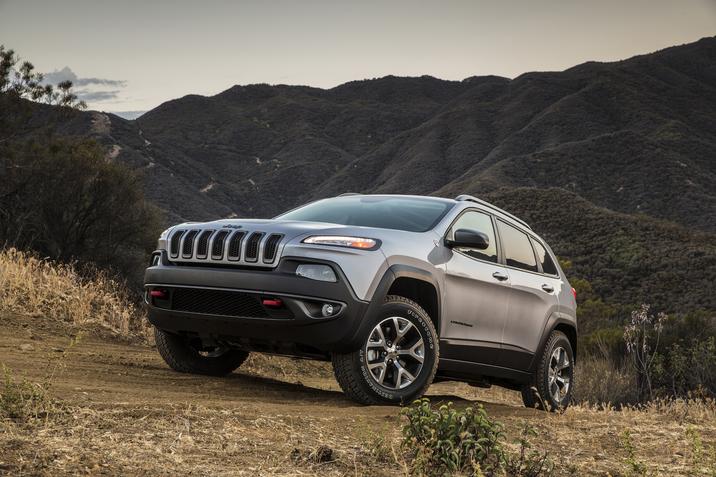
[332,295,439,405]
[521,330,574,411]
[154,327,249,376]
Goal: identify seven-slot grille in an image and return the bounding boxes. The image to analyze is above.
[168,228,284,266]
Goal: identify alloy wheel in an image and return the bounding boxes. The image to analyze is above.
[548,346,572,403]
[363,316,425,390]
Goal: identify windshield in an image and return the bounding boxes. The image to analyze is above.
[276,196,454,232]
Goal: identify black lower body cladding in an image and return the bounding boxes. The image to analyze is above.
[144,253,371,353]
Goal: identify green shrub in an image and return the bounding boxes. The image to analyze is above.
[401,398,553,476]
[0,365,54,422]
[401,398,504,475]
[620,430,649,476]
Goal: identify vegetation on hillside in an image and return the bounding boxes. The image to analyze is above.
[0,45,162,287]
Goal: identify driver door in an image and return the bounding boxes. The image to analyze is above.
[442,210,511,365]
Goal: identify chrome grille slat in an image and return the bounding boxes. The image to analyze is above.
[167,226,284,268]
[211,230,230,259]
[244,232,264,263]
[227,231,246,261]
[169,230,185,258]
[263,234,283,263]
[196,230,214,258]
[181,230,199,258]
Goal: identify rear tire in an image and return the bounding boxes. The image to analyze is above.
[154,327,249,376]
[332,295,439,405]
[521,330,574,411]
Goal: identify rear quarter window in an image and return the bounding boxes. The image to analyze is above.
[496,220,538,272]
[531,239,559,276]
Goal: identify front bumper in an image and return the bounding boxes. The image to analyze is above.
[144,251,371,354]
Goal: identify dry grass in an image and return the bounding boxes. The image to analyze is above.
[0,248,147,338]
[574,355,638,407]
[2,246,716,475]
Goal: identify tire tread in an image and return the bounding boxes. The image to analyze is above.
[332,295,439,405]
[154,327,248,376]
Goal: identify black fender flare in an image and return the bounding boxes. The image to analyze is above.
[344,264,442,350]
[529,312,578,373]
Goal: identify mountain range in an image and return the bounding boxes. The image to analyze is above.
[6,36,716,318]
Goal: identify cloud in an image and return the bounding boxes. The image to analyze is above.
[77,90,123,102]
[42,66,127,104]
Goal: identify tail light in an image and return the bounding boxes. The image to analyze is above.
[571,287,577,301]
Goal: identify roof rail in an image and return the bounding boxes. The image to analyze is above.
[455,194,532,230]
[338,192,362,197]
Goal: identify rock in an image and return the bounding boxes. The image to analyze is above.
[19,343,34,352]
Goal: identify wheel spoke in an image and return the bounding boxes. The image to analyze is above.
[368,325,386,348]
[392,317,412,345]
[398,338,424,363]
[368,361,387,384]
[394,361,416,389]
[547,346,572,403]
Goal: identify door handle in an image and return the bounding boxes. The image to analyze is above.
[541,284,554,293]
[492,271,509,281]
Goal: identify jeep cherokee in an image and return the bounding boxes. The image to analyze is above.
[145,194,577,410]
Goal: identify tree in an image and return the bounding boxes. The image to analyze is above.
[0,45,86,109]
[1,45,160,285]
[0,136,162,287]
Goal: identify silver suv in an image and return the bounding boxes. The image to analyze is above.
[145,194,577,410]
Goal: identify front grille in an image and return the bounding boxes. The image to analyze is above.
[171,288,269,318]
[165,287,293,319]
[167,226,285,267]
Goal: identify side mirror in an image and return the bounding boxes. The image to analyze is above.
[445,228,490,250]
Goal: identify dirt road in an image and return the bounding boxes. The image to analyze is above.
[1,313,714,476]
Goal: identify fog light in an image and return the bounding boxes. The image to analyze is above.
[296,264,337,282]
[321,303,339,317]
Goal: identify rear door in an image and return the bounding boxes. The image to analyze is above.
[496,220,560,371]
[442,209,512,365]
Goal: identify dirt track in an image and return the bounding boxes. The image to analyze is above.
[1,313,715,476]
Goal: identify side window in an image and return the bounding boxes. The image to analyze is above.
[448,210,498,263]
[531,239,558,276]
[496,220,538,272]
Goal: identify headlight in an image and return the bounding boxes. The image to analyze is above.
[302,236,378,250]
[296,264,337,282]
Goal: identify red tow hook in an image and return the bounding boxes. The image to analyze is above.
[262,298,283,308]
[150,289,168,299]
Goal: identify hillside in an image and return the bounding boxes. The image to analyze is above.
[102,37,716,233]
[2,37,715,316]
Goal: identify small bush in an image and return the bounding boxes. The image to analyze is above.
[401,398,553,476]
[401,398,504,475]
[575,353,638,406]
[504,424,554,477]
[620,430,649,476]
[0,365,54,422]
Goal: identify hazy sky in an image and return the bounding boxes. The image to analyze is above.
[1,0,714,116]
